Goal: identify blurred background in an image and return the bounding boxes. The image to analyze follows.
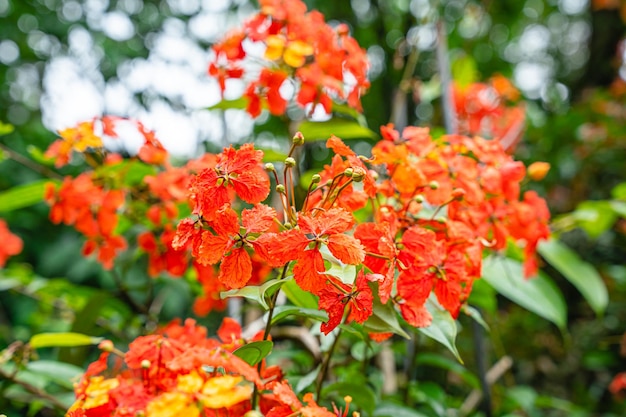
[1,0,626,416]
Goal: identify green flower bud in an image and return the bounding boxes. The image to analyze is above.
[285,157,296,167]
[292,131,305,146]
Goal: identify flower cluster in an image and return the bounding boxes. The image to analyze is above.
[0,219,22,267]
[209,0,370,117]
[66,318,352,417]
[453,74,525,149]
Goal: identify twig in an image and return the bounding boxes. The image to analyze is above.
[0,143,64,180]
[316,327,342,400]
[0,365,68,411]
[459,355,513,416]
[436,20,457,135]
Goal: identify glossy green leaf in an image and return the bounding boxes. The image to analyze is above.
[415,353,479,388]
[270,305,327,325]
[25,361,84,390]
[208,97,248,110]
[0,179,57,212]
[611,182,626,200]
[482,256,567,329]
[363,298,410,339]
[298,118,377,141]
[221,277,286,310]
[451,54,478,87]
[232,340,273,366]
[462,305,490,331]
[374,402,429,417]
[418,297,462,363]
[30,332,103,349]
[322,382,376,416]
[0,121,14,136]
[538,239,608,316]
[572,200,617,238]
[282,278,318,309]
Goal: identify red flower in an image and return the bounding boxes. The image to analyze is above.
[190,144,270,221]
[318,271,374,334]
[0,219,22,267]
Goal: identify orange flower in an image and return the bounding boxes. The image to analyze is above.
[0,219,22,267]
[318,271,374,334]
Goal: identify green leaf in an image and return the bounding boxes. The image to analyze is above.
[610,201,626,218]
[282,278,318,309]
[0,121,14,136]
[612,182,626,200]
[232,340,273,366]
[26,145,54,166]
[25,361,84,390]
[270,305,327,325]
[322,382,376,416]
[260,148,288,162]
[0,179,57,212]
[374,402,430,417]
[294,364,321,393]
[363,298,410,339]
[221,277,286,310]
[0,278,21,291]
[572,200,617,238]
[481,256,567,329]
[451,54,478,87]
[29,332,103,349]
[462,305,490,331]
[415,353,479,388]
[418,297,462,363]
[298,118,377,141]
[208,98,248,110]
[538,239,608,316]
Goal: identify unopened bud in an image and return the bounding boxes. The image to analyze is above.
[141,360,151,369]
[98,340,114,352]
[283,222,293,229]
[216,177,225,187]
[264,163,275,172]
[351,167,366,182]
[344,167,354,177]
[435,216,447,224]
[311,174,321,184]
[276,184,286,194]
[243,412,264,417]
[414,195,424,203]
[527,161,550,181]
[285,157,296,167]
[292,131,305,146]
[451,188,466,200]
[429,181,439,190]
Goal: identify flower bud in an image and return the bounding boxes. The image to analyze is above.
[292,131,305,146]
[429,180,439,190]
[141,360,151,369]
[351,167,366,182]
[98,340,114,352]
[264,163,275,172]
[243,412,264,417]
[311,174,321,184]
[344,167,354,177]
[527,161,550,181]
[414,194,424,203]
[451,188,466,200]
[435,216,447,224]
[276,184,286,194]
[284,157,296,167]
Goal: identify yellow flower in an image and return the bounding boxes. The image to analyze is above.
[177,370,204,394]
[200,375,252,409]
[265,35,286,61]
[283,40,314,68]
[58,121,103,153]
[146,392,200,417]
[82,376,119,409]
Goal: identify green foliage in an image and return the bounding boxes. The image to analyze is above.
[232,341,273,366]
[0,179,55,212]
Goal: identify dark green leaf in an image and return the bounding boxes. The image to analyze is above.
[270,305,327,325]
[374,402,430,417]
[25,361,84,390]
[221,277,286,310]
[282,278,318,309]
[322,382,376,416]
[538,239,608,316]
[418,297,462,363]
[298,118,377,141]
[0,179,57,212]
[363,298,410,339]
[482,256,567,329]
[30,332,103,349]
[415,353,479,388]
[232,340,273,366]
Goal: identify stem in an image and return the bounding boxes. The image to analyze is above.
[0,143,64,180]
[436,20,457,135]
[316,327,343,400]
[251,263,290,409]
[0,366,67,411]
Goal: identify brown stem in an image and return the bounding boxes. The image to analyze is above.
[0,143,64,180]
